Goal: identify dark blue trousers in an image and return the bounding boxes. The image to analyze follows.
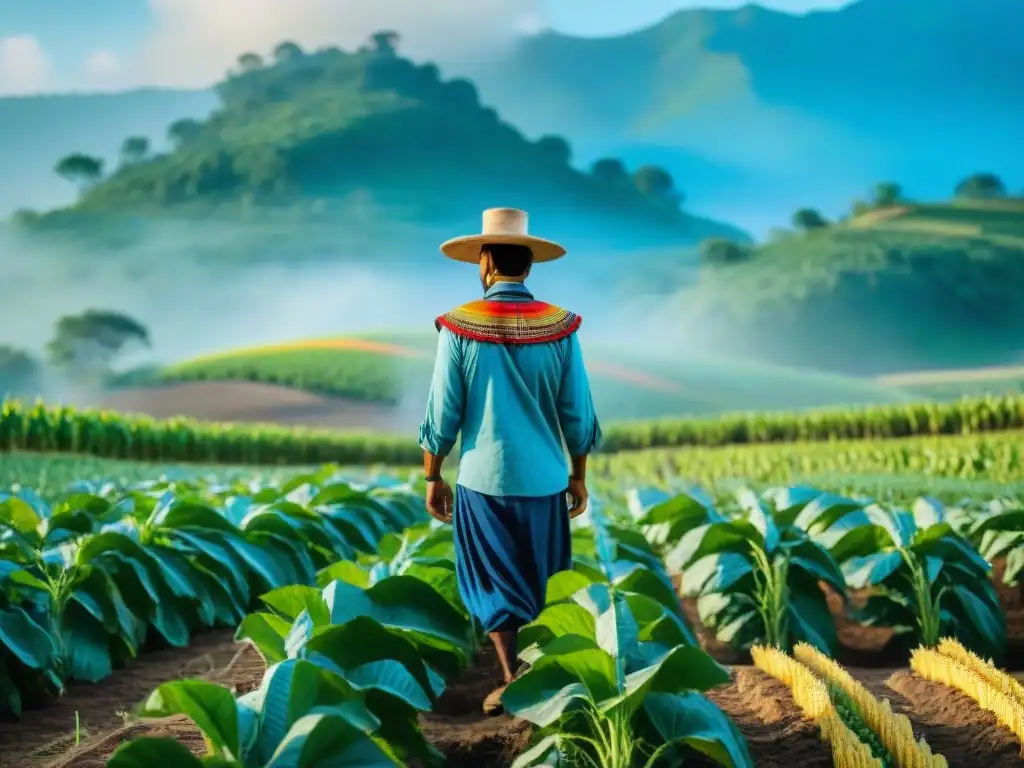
[453,485,572,633]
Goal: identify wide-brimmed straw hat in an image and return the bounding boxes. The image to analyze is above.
[440,208,566,264]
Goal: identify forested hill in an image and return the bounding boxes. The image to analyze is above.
[19,37,747,255]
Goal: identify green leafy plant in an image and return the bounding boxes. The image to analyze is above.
[808,496,1005,660]
[105,667,405,767]
[662,489,846,652]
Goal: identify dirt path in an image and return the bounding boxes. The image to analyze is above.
[697,667,832,767]
[0,630,247,768]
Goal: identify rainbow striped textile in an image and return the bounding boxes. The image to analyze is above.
[435,299,581,345]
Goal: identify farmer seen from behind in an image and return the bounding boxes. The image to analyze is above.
[418,207,602,715]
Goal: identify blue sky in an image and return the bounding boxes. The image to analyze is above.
[0,0,854,94]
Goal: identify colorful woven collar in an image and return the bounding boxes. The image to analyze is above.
[436,299,581,345]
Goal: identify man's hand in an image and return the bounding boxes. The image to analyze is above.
[567,477,589,519]
[425,479,454,524]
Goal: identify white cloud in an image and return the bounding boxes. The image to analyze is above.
[140,0,549,88]
[0,35,52,95]
[85,49,122,79]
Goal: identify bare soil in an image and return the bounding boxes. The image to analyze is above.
[98,381,409,432]
[0,629,246,768]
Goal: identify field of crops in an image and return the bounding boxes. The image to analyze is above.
[3,467,1024,766]
[6,394,1024,466]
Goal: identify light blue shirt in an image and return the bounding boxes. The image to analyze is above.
[418,281,602,497]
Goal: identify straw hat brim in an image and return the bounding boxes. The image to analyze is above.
[440,234,567,264]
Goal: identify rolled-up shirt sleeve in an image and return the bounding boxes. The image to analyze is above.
[557,333,602,456]
[418,328,465,457]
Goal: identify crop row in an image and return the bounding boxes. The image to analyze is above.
[3,468,759,767]
[624,483,1015,663]
[0,466,425,718]
[5,393,1024,466]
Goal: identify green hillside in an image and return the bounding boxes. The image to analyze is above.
[846,198,1024,244]
[16,39,746,258]
[681,197,1024,375]
[110,330,926,421]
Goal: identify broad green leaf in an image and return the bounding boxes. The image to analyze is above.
[299,617,438,708]
[316,561,370,589]
[793,494,864,534]
[519,603,597,650]
[864,506,916,547]
[789,543,846,594]
[503,649,618,726]
[666,523,753,573]
[594,594,640,688]
[683,554,752,597]
[236,613,292,664]
[140,680,240,760]
[787,588,836,654]
[645,691,754,768]
[950,585,1006,660]
[322,576,472,652]
[842,551,903,589]
[912,497,946,529]
[107,738,207,767]
[261,586,330,625]
[0,497,42,534]
[264,707,401,767]
[604,644,730,718]
[0,606,55,669]
[63,606,113,682]
[545,570,600,603]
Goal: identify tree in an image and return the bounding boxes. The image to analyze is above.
[955,172,1006,199]
[120,135,150,164]
[237,52,264,72]
[699,238,753,266]
[591,158,630,188]
[872,181,902,208]
[535,135,571,166]
[633,165,682,208]
[47,309,150,376]
[167,118,202,147]
[369,31,400,56]
[445,78,479,110]
[0,346,41,397]
[792,208,829,231]
[273,41,304,63]
[54,153,104,189]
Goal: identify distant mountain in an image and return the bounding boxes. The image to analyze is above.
[460,0,1024,231]
[13,44,745,262]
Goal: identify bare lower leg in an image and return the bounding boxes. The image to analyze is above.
[489,630,518,683]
